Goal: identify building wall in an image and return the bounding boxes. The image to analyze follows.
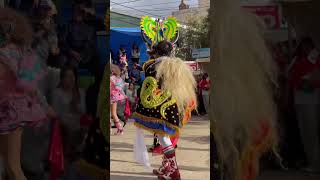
[172,8,203,24]
[199,0,210,8]
[172,8,208,24]
[172,1,209,24]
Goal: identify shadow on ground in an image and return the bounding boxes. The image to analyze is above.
[179,135,210,144]
[110,142,134,149]
[110,148,132,153]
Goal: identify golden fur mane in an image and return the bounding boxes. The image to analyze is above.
[155,57,197,114]
[209,0,279,179]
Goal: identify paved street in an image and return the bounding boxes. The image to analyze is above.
[110,116,210,180]
[110,115,320,180]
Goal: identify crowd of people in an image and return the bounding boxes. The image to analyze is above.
[109,45,143,134]
[269,37,320,173]
[109,43,211,136]
[0,1,106,180]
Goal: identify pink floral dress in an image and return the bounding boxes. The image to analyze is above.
[110,75,126,104]
[0,45,47,134]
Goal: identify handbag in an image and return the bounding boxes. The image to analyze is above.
[124,98,131,119]
[48,118,64,180]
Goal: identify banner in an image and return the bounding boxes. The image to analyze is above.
[192,48,210,59]
[242,5,281,30]
[185,61,200,72]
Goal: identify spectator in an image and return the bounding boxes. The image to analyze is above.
[0,7,48,180]
[198,73,210,114]
[121,65,129,82]
[31,3,60,102]
[82,7,105,32]
[196,76,206,115]
[62,7,97,70]
[130,62,141,85]
[288,37,320,173]
[51,66,86,166]
[119,53,128,69]
[117,47,126,63]
[125,83,137,111]
[131,44,140,64]
[110,64,126,133]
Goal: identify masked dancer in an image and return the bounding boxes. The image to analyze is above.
[133,16,197,180]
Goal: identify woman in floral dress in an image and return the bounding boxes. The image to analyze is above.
[0,7,47,180]
[110,64,126,135]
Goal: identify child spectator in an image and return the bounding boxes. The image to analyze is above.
[51,66,86,166]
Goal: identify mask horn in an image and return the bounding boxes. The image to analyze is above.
[141,30,152,46]
[171,30,179,44]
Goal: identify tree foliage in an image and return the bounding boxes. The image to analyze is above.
[176,9,210,60]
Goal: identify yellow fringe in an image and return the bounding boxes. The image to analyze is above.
[75,159,109,179]
[133,112,180,137]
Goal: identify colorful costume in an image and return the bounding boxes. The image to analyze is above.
[211,1,278,180]
[110,74,126,104]
[132,16,196,180]
[0,45,47,134]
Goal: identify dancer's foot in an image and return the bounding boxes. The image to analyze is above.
[114,121,123,135]
[157,152,181,180]
[153,155,169,176]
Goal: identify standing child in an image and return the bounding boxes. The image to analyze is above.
[125,83,137,112]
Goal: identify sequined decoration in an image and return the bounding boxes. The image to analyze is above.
[140,76,171,109]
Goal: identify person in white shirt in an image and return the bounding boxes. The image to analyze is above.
[131,44,140,64]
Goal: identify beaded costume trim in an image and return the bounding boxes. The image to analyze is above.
[133,112,180,137]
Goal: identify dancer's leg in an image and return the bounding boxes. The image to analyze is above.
[111,103,123,135]
[0,128,27,180]
[154,135,181,179]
